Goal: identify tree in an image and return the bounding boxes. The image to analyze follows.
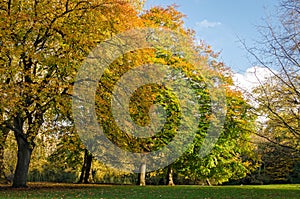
[257,141,300,183]
[86,5,197,186]
[78,148,93,183]
[88,4,257,186]
[246,0,300,152]
[240,0,300,184]
[254,79,300,151]
[0,0,140,188]
[46,130,85,183]
[169,72,258,185]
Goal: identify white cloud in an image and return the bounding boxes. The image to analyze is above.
[233,67,276,123]
[196,19,222,28]
[232,66,275,93]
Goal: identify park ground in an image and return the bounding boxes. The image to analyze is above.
[0,183,299,199]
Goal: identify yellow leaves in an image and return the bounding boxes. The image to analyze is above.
[141,5,187,33]
[0,0,145,139]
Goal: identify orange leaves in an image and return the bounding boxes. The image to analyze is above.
[141,5,186,31]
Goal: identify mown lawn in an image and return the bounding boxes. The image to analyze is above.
[0,183,299,199]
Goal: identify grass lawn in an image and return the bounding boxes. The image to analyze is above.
[0,183,299,199]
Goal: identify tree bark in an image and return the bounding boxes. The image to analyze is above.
[78,149,93,184]
[78,149,87,183]
[206,178,212,186]
[166,165,175,186]
[84,150,93,183]
[12,133,33,188]
[139,163,146,186]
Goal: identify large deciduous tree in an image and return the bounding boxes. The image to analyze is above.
[242,0,300,184]
[0,0,140,188]
[93,5,196,186]
[247,0,300,152]
[168,68,258,185]
[93,5,257,186]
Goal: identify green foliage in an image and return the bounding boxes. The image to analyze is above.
[248,142,300,184]
[171,68,258,184]
[0,0,142,187]
[82,4,257,184]
[0,1,259,186]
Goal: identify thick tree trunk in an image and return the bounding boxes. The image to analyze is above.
[12,133,33,188]
[78,149,93,184]
[78,149,87,183]
[84,150,93,183]
[166,165,175,186]
[139,163,146,186]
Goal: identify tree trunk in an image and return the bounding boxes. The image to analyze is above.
[78,149,93,184]
[12,133,33,188]
[0,129,8,183]
[83,150,93,183]
[166,165,175,186]
[139,163,146,186]
[78,149,87,183]
[206,178,212,186]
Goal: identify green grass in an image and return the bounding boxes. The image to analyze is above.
[0,183,299,199]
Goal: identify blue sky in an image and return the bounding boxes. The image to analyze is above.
[144,0,279,73]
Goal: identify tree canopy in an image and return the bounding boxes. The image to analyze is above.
[0,0,260,187]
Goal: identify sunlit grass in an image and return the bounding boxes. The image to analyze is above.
[0,183,299,199]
